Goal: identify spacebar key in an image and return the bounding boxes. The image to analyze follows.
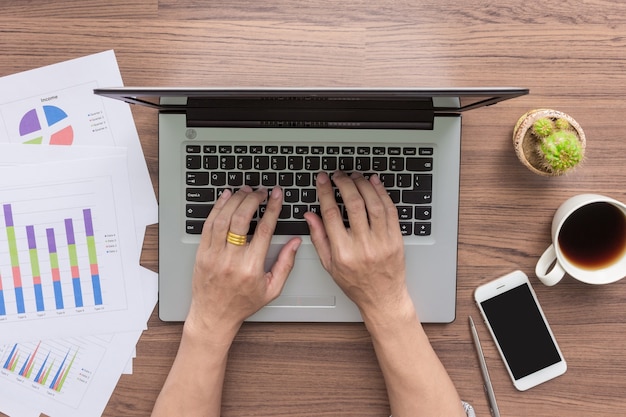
[273,221,311,235]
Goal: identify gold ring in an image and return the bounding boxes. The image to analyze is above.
[226,231,247,246]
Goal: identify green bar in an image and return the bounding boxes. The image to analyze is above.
[56,350,78,392]
[68,244,78,266]
[29,249,40,277]
[10,353,20,372]
[49,252,59,269]
[42,360,55,385]
[7,227,19,267]
[86,236,98,265]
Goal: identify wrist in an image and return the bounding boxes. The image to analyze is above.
[360,292,420,339]
[184,307,242,347]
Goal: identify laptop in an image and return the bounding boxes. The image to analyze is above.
[94,87,528,323]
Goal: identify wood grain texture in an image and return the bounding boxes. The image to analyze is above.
[1,1,625,416]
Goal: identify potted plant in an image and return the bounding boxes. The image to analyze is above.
[513,109,586,176]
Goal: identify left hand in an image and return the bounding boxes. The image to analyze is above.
[185,186,302,340]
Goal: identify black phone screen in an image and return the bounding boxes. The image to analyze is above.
[480,283,562,380]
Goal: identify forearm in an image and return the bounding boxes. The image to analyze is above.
[151,323,238,417]
[363,297,466,417]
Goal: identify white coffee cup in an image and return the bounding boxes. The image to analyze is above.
[535,194,626,286]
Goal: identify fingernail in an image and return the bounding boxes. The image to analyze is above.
[271,186,282,199]
[317,172,329,184]
[351,172,363,179]
[241,185,252,192]
[220,189,232,200]
[370,174,381,185]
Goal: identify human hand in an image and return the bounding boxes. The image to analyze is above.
[186,186,301,340]
[304,171,414,323]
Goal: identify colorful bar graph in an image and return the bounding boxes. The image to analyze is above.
[64,218,83,308]
[26,225,45,312]
[83,209,102,305]
[1,342,78,393]
[3,204,25,314]
[46,228,65,309]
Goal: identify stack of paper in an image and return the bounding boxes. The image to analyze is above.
[0,51,159,417]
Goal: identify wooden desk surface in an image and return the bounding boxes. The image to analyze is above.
[2,1,625,416]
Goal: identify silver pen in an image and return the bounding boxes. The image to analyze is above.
[469,316,501,417]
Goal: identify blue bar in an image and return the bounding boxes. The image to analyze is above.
[34,284,44,312]
[3,344,17,369]
[53,281,64,310]
[0,290,5,315]
[14,287,25,314]
[49,350,68,389]
[91,275,102,305]
[72,278,83,308]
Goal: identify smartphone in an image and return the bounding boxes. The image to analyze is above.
[474,270,567,391]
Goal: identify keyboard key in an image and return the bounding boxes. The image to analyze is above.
[228,172,244,186]
[204,145,217,153]
[271,156,286,170]
[237,156,253,170]
[415,223,431,236]
[311,146,324,154]
[399,222,412,236]
[373,147,386,155]
[372,157,387,171]
[186,155,202,169]
[406,157,433,171]
[284,189,300,203]
[279,173,294,186]
[295,173,311,186]
[186,204,214,218]
[234,145,247,154]
[301,188,316,203]
[245,172,260,186]
[210,172,227,186]
[186,145,201,153]
[254,156,270,170]
[293,205,308,219]
[296,146,309,154]
[327,146,340,155]
[265,145,279,154]
[220,155,235,170]
[186,220,205,234]
[288,156,303,170]
[250,145,263,154]
[403,147,417,155]
[322,156,337,171]
[419,147,434,156]
[397,173,412,188]
[186,188,215,202]
[186,172,209,186]
[262,172,277,186]
[379,173,394,188]
[355,157,370,171]
[389,157,404,171]
[204,155,218,170]
[339,156,354,171]
[357,147,370,155]
[388,147,401,155]
[341,146,355,155]
[397,206,412,220]
[281,146,294,154]
[273,221,311,235]
[305,156,320,170]
[413,174,433,191]
[415,206,432,220]
[219,145,232,153]
[402,191,432,204]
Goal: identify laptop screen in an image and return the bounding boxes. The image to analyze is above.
[94,87,528,129]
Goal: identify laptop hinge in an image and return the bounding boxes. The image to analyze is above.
[185,98,435,130]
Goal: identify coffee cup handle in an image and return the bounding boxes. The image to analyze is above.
[535,244,566,286]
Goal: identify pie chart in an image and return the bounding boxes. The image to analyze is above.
[19,105,74,145]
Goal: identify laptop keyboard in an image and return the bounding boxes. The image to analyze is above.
[184,143,433,237]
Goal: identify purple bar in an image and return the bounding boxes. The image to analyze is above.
[3,204,13,227]
[26,226,36,249]
[64,219,75,245]
[46,228,57,252]
[83,209,94,237]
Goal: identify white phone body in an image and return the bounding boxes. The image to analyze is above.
[474,270,567,391]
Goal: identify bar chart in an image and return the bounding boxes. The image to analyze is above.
[1,203,103,317]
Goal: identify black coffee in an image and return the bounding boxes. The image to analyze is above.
[558,202,626,270]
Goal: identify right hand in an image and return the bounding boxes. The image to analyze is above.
[304,171,414,321]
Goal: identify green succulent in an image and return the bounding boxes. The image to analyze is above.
[538,130,583,174]
[554,118,571,131]
[532,118,554,137]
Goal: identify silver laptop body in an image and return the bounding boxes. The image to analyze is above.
[94,87,528,323]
